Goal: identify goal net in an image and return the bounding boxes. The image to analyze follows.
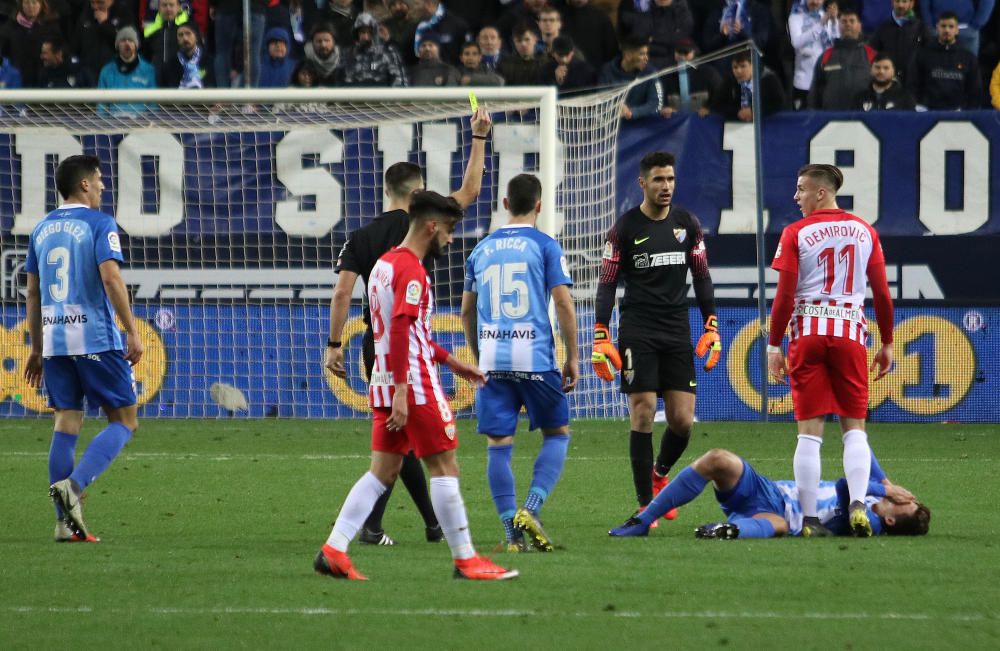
[0,86,632,419]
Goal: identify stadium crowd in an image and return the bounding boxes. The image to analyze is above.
[2,0,999,112]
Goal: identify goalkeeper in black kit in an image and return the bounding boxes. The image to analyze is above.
[592,151,721,524]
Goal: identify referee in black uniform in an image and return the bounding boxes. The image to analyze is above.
[591,151,722,522]
[325,107,492,545]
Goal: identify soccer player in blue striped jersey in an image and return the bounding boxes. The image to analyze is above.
[23,155,144,543]
[461,174,579,552]
[609,447,930,539]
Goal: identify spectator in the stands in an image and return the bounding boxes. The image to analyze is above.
[304,22,341,86]
[97,26,156,114]
[702,0,772,56]
[499,21,544,85]
[908,11,982,109]
[259,26,297,88]
[338,12,408,86]
[38,35,93,87]
[290,58,320,87]
[562,0,619,68]
[852,52,915,109]
[709,49,785,120]
[868,0,929,85]
[138,0,208,36]
[809,8,875,109]
[857,0,895,34]
[212,0,266,87]
[539,34,595,94]
[409,29,460,85]
[0,47,21,89]
[598,34,662,120]
[75,0,137,84]
[141,0,189,79]
[306,0,356,49]
[788,0,840,109]
[536,5,566,56]
[660,38,720,117]
[618,0,695,71]
[382,0,418,66]
[919,0,994,55]
[458,40,504,86]
[1,0,62,87]
[161,21,213,88]
[412,0,469,63]
[497,0,546,45]
[477,25,503,70]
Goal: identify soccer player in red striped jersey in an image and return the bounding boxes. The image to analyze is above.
[314,191,518,581]
[767,163,894,538]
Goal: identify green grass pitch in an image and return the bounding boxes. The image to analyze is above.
[1,419,998,649]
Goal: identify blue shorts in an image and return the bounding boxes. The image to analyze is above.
[476,370,569,436]
[715,459,785,521]
[44,350,137,411]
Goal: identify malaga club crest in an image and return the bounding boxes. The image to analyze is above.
[673,228,686,243]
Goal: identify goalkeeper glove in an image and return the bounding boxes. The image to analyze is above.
[591,324,621,382]
[695,315,722,371]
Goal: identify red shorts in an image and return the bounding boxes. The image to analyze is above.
[788,335,868,421]
[371,400,458,459]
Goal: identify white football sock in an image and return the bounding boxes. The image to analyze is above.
[326,471,387,552]
[430,476,475,560]
[794,434,823,518]
[842,429,872,504]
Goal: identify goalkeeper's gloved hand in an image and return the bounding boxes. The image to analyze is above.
[695,315,722,371]
[591,324,621,382]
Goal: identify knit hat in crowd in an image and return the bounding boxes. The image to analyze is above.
[115,26,140,47]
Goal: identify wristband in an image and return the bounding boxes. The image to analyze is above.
[766,345,782,354]
[472,135,487,140]
[327,339,342,348]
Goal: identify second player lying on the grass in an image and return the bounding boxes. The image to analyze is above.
[609,446,930,538]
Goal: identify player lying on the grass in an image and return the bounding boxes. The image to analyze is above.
[609,447,930,538]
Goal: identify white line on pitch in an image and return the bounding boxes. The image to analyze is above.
[3,605,994,623]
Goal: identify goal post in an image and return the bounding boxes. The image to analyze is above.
[0,85,631,419]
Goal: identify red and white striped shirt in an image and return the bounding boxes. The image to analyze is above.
[771,209,891,347]
[368,247,449,408]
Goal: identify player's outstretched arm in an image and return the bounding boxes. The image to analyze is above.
[451,107,492,209]
[766,267,797,384]
[551,285,579,392]
[99,260,143,366]
[460,290,480,361]
[326,269,359,378]
[23,273,43,388]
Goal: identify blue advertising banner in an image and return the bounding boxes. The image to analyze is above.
[2,305,995,422]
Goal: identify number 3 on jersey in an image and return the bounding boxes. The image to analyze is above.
[817,244,855,296]
[481,262,529,320]
[47,246,70,302]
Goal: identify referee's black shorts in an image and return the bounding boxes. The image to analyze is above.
[618,321,695,395]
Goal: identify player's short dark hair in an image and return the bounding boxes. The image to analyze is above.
[798,163,844,192]
[620,34,649,53]
[639,151,676,177]
[938,11,959,23]
[409,190,464,225]
[872,51,894,65]
[732,51,751,65]
[882,502,931,536]
[506,174,542,215]
[384,162,423,199]
[55,155,100,200]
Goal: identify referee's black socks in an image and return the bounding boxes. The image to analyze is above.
[629,430,654,506]
[655,428,690,477]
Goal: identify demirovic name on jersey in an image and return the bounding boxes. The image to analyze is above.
[465,224,573,373]
[24,204,125,357]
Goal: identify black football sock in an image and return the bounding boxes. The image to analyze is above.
[399,451,439,528]
[363,482,393,533]
[630,430,654,506]
[655,428,690,477]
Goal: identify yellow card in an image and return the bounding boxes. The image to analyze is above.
[468,92,478,113]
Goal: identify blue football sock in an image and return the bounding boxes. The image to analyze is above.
[730,517,776,539]
[70,422,132,491]
[526,434,570,513]
[49,431,78,518]
[637,466,708,525]
[487,444,517,530]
